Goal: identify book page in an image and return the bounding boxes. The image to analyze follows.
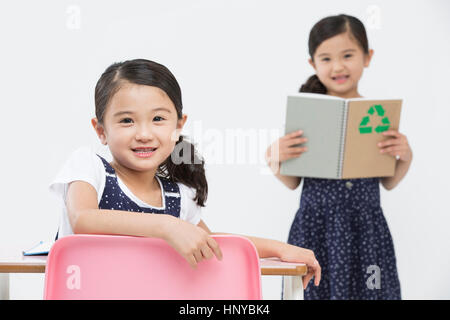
[280,95,346,179]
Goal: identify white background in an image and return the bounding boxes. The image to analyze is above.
[0,0,449,299]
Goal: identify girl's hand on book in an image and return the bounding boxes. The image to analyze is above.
[279,244,321,290]
[163,217,223,269]
[378,130,412,162]
[265,130,308,174]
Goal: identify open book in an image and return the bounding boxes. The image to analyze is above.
[280,93,402,179]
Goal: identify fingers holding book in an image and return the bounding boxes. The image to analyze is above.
[378,130,412,162]
[266,130,308,168]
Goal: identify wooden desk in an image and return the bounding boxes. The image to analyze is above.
[0,249,306,300]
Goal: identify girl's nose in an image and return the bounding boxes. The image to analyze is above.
[135,125,154,141]
[332,61,345,72]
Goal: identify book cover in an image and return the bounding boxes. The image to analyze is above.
[341,99,402,179]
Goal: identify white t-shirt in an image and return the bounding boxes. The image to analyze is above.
[49,146,203,238]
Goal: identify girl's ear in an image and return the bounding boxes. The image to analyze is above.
[91,117,108,145]
[308,58,316,71]
[177,114,188,130]
[364,49,374,68]
[171,114,188,142]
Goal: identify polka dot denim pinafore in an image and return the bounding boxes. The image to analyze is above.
[97,155,181,217]
[287,177,401,300]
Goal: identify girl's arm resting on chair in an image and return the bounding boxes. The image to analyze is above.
[73,208,172,239]
[67,180,171,238]
[66,181,223,269]
[198,221,321,288]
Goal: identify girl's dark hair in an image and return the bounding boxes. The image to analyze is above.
[300,14,369,94]
[94,59,207,207]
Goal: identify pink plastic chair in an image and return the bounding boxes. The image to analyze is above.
[44,234,262,300]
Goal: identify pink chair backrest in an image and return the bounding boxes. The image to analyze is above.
[44,234,262,300]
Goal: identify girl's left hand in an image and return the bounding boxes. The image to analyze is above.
[378,130,412,162]
[279,244,321,290]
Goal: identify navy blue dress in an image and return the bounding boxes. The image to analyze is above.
[96,155,181,216]
[287,177,401,300]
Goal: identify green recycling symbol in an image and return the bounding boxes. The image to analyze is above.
[359,104,391,134]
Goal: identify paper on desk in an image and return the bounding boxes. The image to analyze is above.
[22,241,53,256]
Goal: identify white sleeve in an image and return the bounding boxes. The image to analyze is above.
[49,146,105,204]
[178,183,203,225]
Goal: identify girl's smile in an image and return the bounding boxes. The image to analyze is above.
[132,147,157,158]
[331,74,350,84]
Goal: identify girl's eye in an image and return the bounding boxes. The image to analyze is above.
[153,116,165,122]
[321,57,330,62]
[120,118,133,124]
[344,54,353,58]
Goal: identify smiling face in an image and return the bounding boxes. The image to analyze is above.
[309,32,373,98]
[92,83,187,174]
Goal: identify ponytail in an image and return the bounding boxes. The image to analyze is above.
[299,74,327,94]
[158,135,207,207]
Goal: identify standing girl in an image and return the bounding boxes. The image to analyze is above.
[265,15,412,299]
[50,58,321,290]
